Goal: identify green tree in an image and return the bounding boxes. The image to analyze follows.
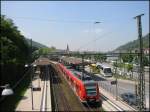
[125,64,133,72]
[94,54,107,62]
[1,15,30,64]
[132,55,149,66]
[143,56,149,66]
[121,54,133,63]
[37,47,56,56]
[1,15,30,85]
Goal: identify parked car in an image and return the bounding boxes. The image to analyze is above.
[121,93,139,105]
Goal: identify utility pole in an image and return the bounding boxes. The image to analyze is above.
[134,14,146,111]
[81,53,84,80]
[115,60,118,100]
[30,39,32,62]
[30,39,34,110]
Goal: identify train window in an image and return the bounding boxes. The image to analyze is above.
[85,83,97,96]
[82,76,92,81]
[85,86,96,90]
[85,83,96,87]
[86,89,97,96]
[73,72,82,80]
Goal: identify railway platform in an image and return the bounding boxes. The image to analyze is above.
[15,62,52,111]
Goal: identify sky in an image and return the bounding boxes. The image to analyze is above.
[1,1,149,52]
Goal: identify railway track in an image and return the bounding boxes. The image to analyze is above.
[83,102,102,111]
[50,64,72,111]
[101,93,137,111]
[101,94,123,111]
[40,65,49,111]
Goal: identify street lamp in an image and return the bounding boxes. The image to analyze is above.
[94,21,101,24]
[1,84,13,96]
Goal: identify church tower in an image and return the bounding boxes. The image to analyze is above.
[66,44,69,54]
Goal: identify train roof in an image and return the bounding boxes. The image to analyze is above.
[83,80,96,85]
[68,69,94,82]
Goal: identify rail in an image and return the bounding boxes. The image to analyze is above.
[50,63,72,111]
[101,92,137,111]
[101,94,123,111]
[40,65,48,111]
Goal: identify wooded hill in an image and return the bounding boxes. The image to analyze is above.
[25,38,48,49]
[114,33,149,51]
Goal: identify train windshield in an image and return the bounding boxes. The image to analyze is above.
[104,68,112,73]
[85,83,97,96]
[82,76,92,81]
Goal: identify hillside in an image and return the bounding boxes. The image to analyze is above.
[114,33,149,51]
[25,38,48,48]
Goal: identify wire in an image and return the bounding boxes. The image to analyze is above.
[9,16,101,24]
[76,32,113,51]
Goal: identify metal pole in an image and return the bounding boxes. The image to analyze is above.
[30,39,32,62]
[82,54,84,80]
[31,66,34,110]
[134,14,145,110]
[115,60,118,100]
[116,78,118,100]
[30,38,34,110]
[1,41,4,83]
[38,74,40,88]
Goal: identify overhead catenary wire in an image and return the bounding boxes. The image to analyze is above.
[76,31,113,51]
[8,16,101,24]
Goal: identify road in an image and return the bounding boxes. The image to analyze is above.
[102,62,149,83]
[85,66,149,109]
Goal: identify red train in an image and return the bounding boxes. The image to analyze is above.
[57,63,102,104]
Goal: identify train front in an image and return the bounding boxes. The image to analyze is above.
[84,81,100,103]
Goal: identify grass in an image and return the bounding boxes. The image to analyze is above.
[0,73,30,111]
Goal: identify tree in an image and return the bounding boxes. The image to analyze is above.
[1,15,30,85]
[37,47,56,56]
[94,54,107,62]
[121,54,133,63]
[143,56,149,66]
[1,15,30,64]
[126,64,133,72]
[125,63,133,78]
[132,55,149,66]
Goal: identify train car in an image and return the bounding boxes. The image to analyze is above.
[57,63,101,104]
